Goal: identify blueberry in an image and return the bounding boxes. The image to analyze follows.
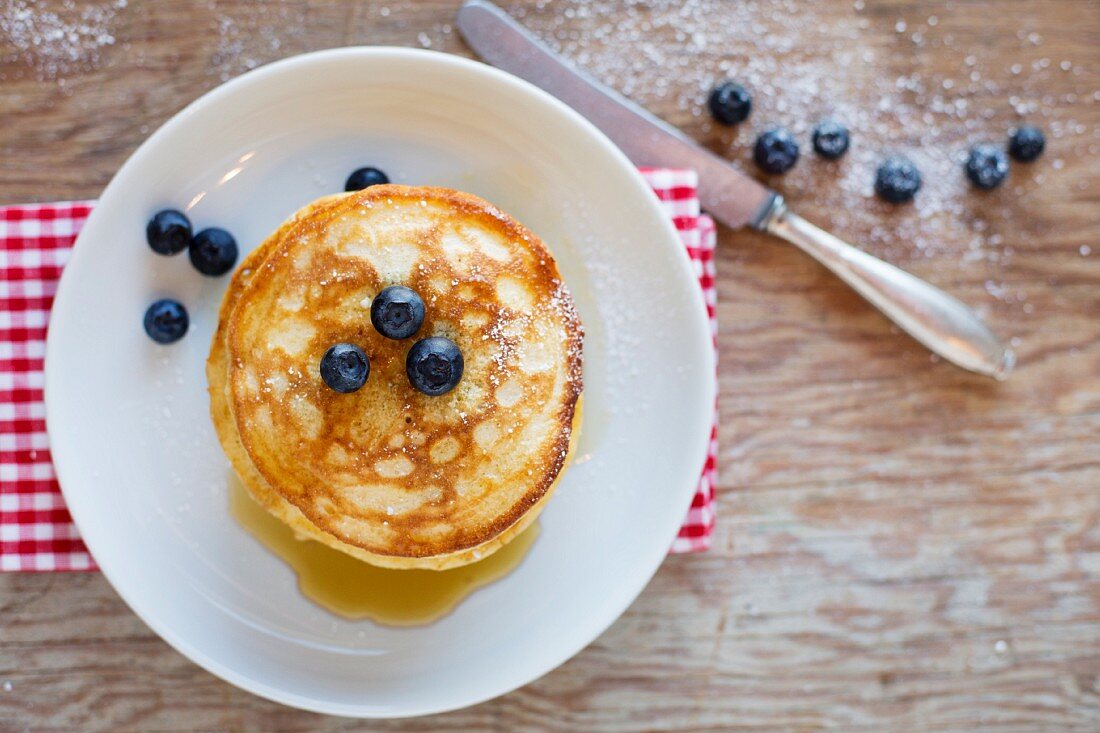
[345,167,390,191]
[145,209,191,256]
[370,285,425,340]
[812,119,850,160]
[1008,125,1045,162]
[753,127,800,174]
[707,81,752,126]
[406,337,463,396]
[320,343,370,393]
[874,156,922,203]
[143,299,188,344]
[965,144,1010,190]
[188,227,238,276]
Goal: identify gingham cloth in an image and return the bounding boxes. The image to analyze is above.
[0,170,716,571]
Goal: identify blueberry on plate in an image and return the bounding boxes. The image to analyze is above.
[753,127,800,174]
[707,81,752,126]
[812,119,850,160]
[965,144,1010,190]
[345,166,390,191]
[145,209,192,255]
[406,337,463,396]
[320,343,370,393]
[874,156,922,203]
[188,227,238,276]
[143,299,188,344]
[1008,125,1045,162]
[370,285,426,340]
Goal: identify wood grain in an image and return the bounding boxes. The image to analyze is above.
[2,0,1098,731]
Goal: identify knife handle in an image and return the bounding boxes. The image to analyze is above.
[760,198,1015,379]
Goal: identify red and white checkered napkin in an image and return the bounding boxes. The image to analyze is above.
[639,169,718,554]
[0,201,95,571]
[0,169,716,572]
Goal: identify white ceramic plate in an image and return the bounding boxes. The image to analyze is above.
[46,48,714,718]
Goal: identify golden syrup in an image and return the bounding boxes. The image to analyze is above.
[228,479,539,626]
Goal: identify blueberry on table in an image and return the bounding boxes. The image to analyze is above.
[406,337,463,396]
[812,119,850,160]
[188,227,238,276]
[345,167,390,191]
[1008,125,1045,162]
[320,343,370,393]
[143,299,188,344]
[145,209,192,255]
[753,128,800,174]
[965,144,1010,190]
[707,81,752,126]
[370,285,425,340]
[874,156,922,203]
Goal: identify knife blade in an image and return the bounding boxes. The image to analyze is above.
[455,0,776,229]
[455,0,1014,379]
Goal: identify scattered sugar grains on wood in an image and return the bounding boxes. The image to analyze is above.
[210,5,308,82]
[512,0,1096,313]
[0,0,127,79]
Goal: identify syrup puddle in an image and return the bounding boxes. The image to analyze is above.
[228,478,539,626]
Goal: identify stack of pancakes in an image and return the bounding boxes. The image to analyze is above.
[208,186,583,570]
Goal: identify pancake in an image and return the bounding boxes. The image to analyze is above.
[207,186,583,570]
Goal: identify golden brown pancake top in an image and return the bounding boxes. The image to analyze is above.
[216,186,583,563]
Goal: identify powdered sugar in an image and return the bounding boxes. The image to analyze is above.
[0,0,126,79]
[210,5,307,82]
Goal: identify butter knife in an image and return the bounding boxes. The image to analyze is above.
[456,0,1014,379]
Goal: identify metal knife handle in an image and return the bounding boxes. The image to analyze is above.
[760,198,1015,379]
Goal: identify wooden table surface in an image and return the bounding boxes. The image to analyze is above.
[2,1,1098,730]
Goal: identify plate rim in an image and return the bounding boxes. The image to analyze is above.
[44,46,716,718]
